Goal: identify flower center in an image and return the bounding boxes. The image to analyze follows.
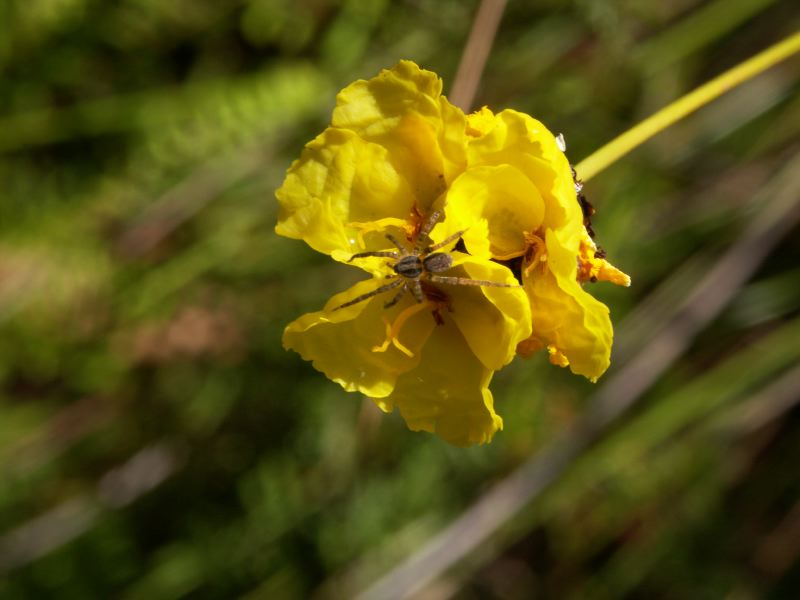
[521,232,547,279]
[490,231,547,285]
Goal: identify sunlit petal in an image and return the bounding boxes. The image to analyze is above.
[332,60,467,187]
[523,229,613,381]
[385,317,502,447]
[275,128,417,261]
[466,109,581,240]
[283,278,437,398]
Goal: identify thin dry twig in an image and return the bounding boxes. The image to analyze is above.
[448,0,508,111]
[354,150,800,600]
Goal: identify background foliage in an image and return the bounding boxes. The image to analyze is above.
[1,0,799,598]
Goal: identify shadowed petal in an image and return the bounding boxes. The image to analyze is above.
[445,254,532,370]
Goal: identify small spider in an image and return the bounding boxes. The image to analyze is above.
[333,210,519,313]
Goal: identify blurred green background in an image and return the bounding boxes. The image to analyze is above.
[1,0,800,598]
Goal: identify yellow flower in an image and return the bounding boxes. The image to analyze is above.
[435,108,630,382]
[275,60,629,445]
[276,61,531,446]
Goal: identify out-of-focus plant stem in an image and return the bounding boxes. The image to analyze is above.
[448,0,507,111]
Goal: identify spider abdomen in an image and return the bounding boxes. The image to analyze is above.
[422,252,453,273]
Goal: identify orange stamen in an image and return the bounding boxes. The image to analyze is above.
[522,232,547,279]
[516,336,545,358]
[577,235,631,287]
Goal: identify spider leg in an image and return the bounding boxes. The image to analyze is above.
[415,210,442,251]
[383,283,408,308]
[384,233,407,254]
[347,250,399,262]
[427,229,466,252]
[332,278,403,311]
[427,275,521,288]
[410,279,425,303]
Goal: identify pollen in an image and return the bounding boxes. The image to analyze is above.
[577,235,630,287]
[547,345,569,367]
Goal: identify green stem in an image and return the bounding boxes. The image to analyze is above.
[576,30,800,182]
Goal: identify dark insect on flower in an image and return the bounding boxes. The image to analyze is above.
[580,196,596,239]
[571,164,596,238]
[334,210,520,316]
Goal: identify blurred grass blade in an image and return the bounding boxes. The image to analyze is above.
[0,64,330,153]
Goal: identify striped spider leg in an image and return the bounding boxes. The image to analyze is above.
[413,209,443,253]
[332,212,520,314]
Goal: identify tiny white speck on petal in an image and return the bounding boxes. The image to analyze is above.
[555,133,566,152]
[348,238,356,245]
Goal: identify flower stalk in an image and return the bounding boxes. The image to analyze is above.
[576,30,800,182]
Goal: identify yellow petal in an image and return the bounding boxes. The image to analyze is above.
[443,253,532,370]
[383,317,502,447]
[466,106,496,137]
[332,60,444,134]
[332,60,467,199]
[440,165,545,260]
[275,127,417,260]
[283,278,437,398]
[522,229,614,381]
[466,109,581,243]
